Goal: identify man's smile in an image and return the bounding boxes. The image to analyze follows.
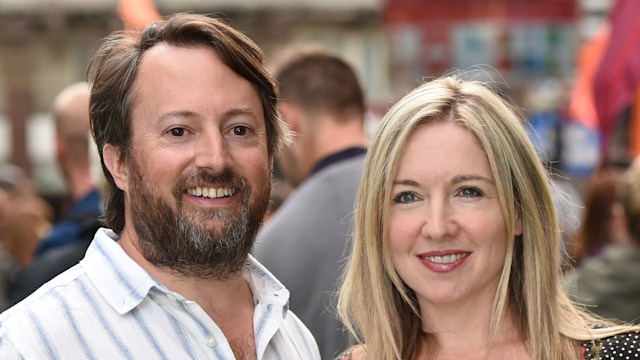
[186,186,237,199]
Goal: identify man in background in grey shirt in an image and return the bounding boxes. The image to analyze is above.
[254,45,369,359]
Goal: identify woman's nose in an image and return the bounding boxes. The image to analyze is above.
[421,198,456,240]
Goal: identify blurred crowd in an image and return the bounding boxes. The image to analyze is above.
[0,54,638,346]
[0,1,639,357]
[0,82,102,312]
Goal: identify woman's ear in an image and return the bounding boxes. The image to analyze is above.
[514,209,523,236]
[103,144,128,191]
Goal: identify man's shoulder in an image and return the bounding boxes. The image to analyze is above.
[266,155,365,222]
[310,154,366,187]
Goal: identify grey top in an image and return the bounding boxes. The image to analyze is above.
[253,154,365,360]
[563,244,640,324]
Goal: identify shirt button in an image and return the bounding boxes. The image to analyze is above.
[207,335,217,347]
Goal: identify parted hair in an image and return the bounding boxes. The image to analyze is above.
[86,13,288,233]
[337,75,638,360]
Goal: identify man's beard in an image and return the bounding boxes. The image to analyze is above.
[127,160,270,280]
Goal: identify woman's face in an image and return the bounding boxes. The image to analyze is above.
[388,122,519,317]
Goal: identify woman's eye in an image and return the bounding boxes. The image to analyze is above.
[460,187,482,197]
[169,128,186,137]
[394,192,417,203]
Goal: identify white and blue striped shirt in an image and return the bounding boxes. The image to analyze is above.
[0,228,320,360]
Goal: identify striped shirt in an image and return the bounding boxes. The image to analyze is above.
[0,228,320,360]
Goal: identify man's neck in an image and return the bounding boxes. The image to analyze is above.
[117,229,257,358]
[311,118,368,164]
[302,116,368,179]
[67,171,96,201]
[158,263,257,360]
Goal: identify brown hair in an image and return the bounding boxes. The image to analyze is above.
[272,45,365,123]
[572,169,620,262]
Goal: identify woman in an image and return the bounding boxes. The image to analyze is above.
[337,76,640,360]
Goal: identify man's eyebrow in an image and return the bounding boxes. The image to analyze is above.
[157,108,259,122]
[222,107,260,120]
[157,110,197,122]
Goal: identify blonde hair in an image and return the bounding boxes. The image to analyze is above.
[337,76,639,360]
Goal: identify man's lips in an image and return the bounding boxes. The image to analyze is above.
[186,186,237,199]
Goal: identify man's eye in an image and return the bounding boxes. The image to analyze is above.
[169,128,186,137]
[394,192,417,203]
[232,126,248,136]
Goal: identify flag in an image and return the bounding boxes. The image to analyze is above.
[593,0,640,152]
[630,89,640,157]
[568,23,609,130]
[118,0,161,31]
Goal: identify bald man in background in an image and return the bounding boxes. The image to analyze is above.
[9,82,103,304]
[253,46,368,359]
[35,82,102,256]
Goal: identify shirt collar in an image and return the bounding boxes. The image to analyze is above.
[82,229,290,315]
[82,228,160,315]
[309,147,367,177]
[245,254,290,310]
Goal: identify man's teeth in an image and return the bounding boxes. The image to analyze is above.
[422,253,468,264]
[187,187,236,199]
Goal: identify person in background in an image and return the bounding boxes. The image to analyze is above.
[0,164,53,267]
[8,82,104,305]
[1,197,52,268]
[568,164,628,265]
[33,82,102,258]
[336,76,640,360]
[0,13,320,359]
[253,45,368,359]
[563,157,640,324]
[0,165,53,312]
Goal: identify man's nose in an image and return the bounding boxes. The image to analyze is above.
[194,131,233,171]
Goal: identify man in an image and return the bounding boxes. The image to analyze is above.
[0,13,320,360]
[253,46,368,359]
[8,82,104,305]
[35,82,102,257]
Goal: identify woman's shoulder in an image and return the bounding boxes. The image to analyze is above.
[581,331,640,359]
[334,345,367,360]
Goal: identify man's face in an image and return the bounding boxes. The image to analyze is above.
[118,44,271,279]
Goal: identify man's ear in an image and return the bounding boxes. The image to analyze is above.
[103,144,128,191]
[278,101,301,133]
[54,134,65,165]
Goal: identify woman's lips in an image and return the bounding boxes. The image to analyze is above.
[417,251,470,273]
